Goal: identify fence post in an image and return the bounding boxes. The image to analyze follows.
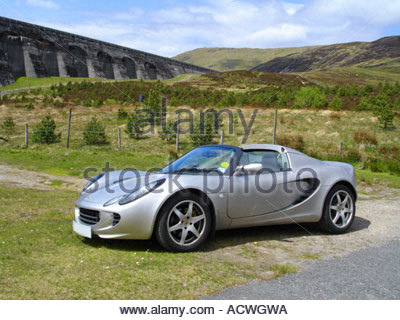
[118,128,121,150]
[25,123,28,148]
[161,97,167,130]
[175,113,180,152]
[339,141,343,155]
[220,129,224,144]
[272,108,278,144]
[66,108,72,148]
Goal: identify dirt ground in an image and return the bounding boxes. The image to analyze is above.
[1,163,399,277]
[0,164,85,191]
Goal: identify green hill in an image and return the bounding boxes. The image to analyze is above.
[173,46,317,71]
[173,37,400,74]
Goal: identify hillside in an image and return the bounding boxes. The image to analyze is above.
[173,46,317,71]
[253,37,400,73]
[173,37,400,73]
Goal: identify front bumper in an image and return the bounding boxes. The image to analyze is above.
[73,192,166,240]
[73,219,92,238]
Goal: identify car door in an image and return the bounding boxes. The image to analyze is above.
[227,149,299,219]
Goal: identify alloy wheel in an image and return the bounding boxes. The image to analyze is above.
[329,190,354,228]
[167,200,206,246]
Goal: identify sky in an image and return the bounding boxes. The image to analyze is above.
[0,0,399,57]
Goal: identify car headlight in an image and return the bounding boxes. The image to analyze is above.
[118,179,166,206]
[81,173,104,194]
[103,195,125,207]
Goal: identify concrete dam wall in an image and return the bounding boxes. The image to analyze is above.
[0,16,215,87]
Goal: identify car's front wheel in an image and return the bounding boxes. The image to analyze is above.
[319,184,356,234]
[155,193,212,252]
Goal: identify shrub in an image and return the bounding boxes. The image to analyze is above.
[83,98,92,107]
[364,84,373,92]
[144,89,162,122]
[190,114,215,146]
[356,96,374,111]
[125,110,148,139]
[329,96,343,111]
[1,117,15,134]
[92,99,103,108]
[105,98,117,105]
[293,87,328,109]
[158,119,177,143]
[374,104,394,129]
[353,130,378,145]
[83,117,108,145]
[32,114,61,144]
[117,108,128,120]
[276,134,305,152]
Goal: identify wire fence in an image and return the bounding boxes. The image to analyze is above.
[1,104,399,159]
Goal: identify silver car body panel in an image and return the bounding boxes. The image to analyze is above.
[73,144,357,240]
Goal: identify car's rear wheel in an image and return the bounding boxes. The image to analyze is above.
[155,193,212,252]
[319,184,355,233]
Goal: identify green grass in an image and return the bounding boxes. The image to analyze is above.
[0,77,109,92]
[48,179,64,187]
[0,184,262,299]
[165,73,202,82]
[355,169,400,189]
[269,264,298,276]
[0,147,167,177]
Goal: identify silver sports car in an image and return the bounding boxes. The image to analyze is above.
[73,144,357,252]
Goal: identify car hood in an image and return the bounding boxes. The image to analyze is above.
[80,170,164,204]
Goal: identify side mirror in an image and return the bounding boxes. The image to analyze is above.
[234,163,262,176]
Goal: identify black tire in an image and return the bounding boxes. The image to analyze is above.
[155,193,212,252]
[319,184,356,234]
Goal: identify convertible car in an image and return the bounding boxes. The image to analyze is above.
[73,144,357,252]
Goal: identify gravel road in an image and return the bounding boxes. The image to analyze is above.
[207,239,400,299]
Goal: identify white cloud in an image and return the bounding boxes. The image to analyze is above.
[248,24,307,44]
[281,2,304,15]
[32,0,400,57]
[27,0,59,9]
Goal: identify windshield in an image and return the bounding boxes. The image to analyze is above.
[161,146,237,174]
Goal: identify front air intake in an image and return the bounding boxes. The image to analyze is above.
[113,213,121,226]
[79,208,100,225]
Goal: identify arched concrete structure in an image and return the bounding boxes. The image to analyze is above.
[38,39,59,77]
[1,33,25,78]
[123,57,137,79]
[66,46,89,78]
[0,16,216,87]
[144,61,157,80]
[97,51,114,79]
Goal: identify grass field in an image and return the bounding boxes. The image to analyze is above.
[1,103,399,177]
[0,77,112,92]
